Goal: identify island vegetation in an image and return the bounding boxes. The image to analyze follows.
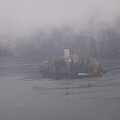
[39,49,107,79]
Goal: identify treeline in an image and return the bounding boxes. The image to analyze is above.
[0,19,120,60]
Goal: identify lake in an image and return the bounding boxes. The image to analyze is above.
[0,56,120,120]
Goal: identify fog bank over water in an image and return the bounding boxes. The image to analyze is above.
[1,2,120,120]
[0,0,120,58]
[0,0,120,35]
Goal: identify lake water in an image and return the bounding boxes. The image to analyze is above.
[0,56,120,120]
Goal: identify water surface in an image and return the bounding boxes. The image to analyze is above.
[0,56,120,120]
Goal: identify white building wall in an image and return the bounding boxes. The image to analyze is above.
[64,49,70,61]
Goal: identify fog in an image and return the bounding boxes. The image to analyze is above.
[0,0,120,59]
[1,1,120,120]
[1,0,120,33]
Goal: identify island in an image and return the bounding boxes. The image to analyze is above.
[39,49,107,79]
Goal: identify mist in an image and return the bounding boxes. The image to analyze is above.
[0,0,120,59]
[1,1,120,120]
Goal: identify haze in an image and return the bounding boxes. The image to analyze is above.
[1,1,120,120]
[0,0,120,36]
[0,0,120,59]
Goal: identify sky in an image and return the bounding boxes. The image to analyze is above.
[0,0,120,36]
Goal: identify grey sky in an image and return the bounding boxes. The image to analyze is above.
[0,0,120,35]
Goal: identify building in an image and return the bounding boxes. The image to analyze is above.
[64,49,70,61]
